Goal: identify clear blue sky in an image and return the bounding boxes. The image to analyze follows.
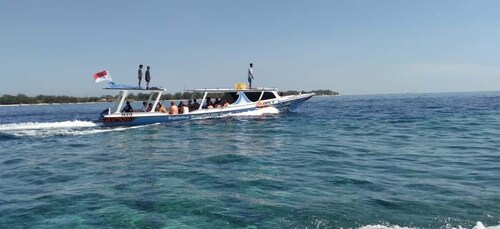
[1,0,499,96]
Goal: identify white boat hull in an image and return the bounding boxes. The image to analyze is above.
[99,93,314,126]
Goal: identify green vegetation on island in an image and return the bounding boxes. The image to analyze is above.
[0,90,338,105]
[0,94,111,105]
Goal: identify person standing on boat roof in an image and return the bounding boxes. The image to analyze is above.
[248,63,254,88]
[138,64,143,88]
[145,66,151,89]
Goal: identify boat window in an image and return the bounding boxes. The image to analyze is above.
[223,92,238,104]
[261,92,276,100]
[243,92,261,102]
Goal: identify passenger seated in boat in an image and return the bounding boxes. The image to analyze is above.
[207,98,214,109]
[213,98,222,108]
[156,103,167,113]
[146,103,153,112]
[214,98,220,107]
[190,99,200,110]
[141,102,148,112]
[122,101,133,112]
[187,100,193,111]
[169,101,179,115]
[204,97,214,109]
[178,101,185,114]
[222,99,230,108]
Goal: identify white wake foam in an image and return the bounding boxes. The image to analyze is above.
[0,120,98,137]
[472,221,500,229]
[0,120,149,137]
[358,225,415,229]
[228,106,280,117]
[358,222,500,229]
[0,120,97,131]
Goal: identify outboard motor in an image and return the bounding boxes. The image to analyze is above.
[98,108,110,121]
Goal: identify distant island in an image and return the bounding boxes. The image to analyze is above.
[0,90,338,105]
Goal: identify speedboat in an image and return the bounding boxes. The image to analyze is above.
[97,85,314,126]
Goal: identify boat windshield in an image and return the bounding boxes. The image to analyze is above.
[261,92,276,100]
[223,92,238,104]
[242,91,276,102]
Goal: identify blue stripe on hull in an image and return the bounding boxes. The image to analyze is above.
[101,107,258,127]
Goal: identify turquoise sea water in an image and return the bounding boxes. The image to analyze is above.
[1,92,500,229]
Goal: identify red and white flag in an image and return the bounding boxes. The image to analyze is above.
[93,70,112,83]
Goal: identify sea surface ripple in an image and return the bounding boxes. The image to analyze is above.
[0,92,500,229]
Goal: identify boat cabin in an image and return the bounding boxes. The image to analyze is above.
[105,87,167,114]
[186,87,281,110]
[103,86,283,115]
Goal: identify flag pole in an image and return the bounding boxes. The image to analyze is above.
[107,71,115,86]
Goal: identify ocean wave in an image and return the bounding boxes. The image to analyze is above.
[0,132,19,141]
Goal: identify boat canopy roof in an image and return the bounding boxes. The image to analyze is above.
[186,87,279,93]
[104,87,167,92]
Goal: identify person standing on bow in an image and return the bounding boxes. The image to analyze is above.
[138,64,143,88]
[145,66,151,89]
[247,63,254,88]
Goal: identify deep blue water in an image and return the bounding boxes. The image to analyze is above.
[1,92,500,229]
